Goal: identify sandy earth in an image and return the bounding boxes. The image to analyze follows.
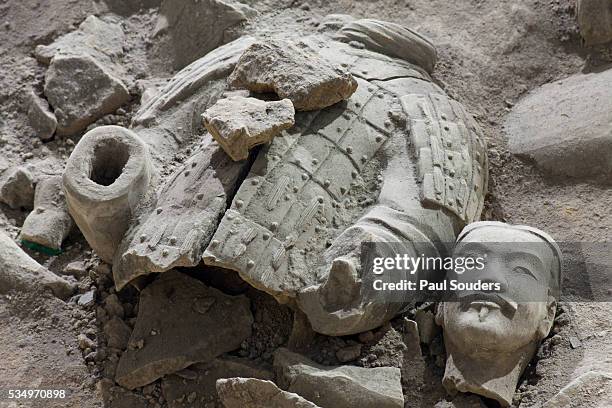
[0,0,610,407]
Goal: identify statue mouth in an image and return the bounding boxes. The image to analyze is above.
[457,293,518,319]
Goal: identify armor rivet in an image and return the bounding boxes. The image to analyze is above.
[444,125,450,131]
[196,193,204,200]
[324,180,331,187]
[302,173,309,180]
[191,162,197,168]
[351,171,357,178]
[156,208,163,214]
[236,200,244,208]
[346,146,353,154]
[361,155,367,163]
[162,249,169,257]
[211,240,219,247]
[271,222,278,231]
[262,233,270,240]
[170,236,177,245]
[247,260,255,268]
[294,158,301,165]
[376,136,383,142]
[340,187,347,194]
[140,234,147,242]
[317,196,324,204]
[312,159,319,165]
[251,178,259,185]
[184,170,190,176]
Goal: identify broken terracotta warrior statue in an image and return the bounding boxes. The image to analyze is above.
[437,221,562,407]
[63,17,488,337]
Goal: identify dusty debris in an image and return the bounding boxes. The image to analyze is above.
[0,166,35,209]
[229,39,358,111]
[543,370,612,407]
[203,96,295,161]
[505,68,612,181]
[63,126,153,263]
[64,261,88,278]
[577,0,612,45]
[161,357,273,408]
[115,270,253,389]
[19,175,74,251]
[414,309,440,345]
[274,348,404,408]
[335,344,362,363]
[216,377,321,408]
[151,0,257,69]
[335,19,437,73]
[0,229,75,299]
[78,289,96,307]
[26,90,57,141]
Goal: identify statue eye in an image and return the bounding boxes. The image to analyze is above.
[513,265,536,279]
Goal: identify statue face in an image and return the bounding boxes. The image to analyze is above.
[439,226,557,353]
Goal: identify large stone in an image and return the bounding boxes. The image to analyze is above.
[0,229,75,299]
[45,54,130,135]
[41,16,129,135]
[543,371,612,407]
[229,39,358,111]
[0,166,35,209]
[504,68,612,181]
[115,271,252,389]
[577,0,612,46]
[203,96,295,161]
[335,19,437,73]
[104,317,132,350]
[161,357,273,408]
[151,0,257,69]
[19,176,74,251]
[216,378,321,408]
[274,348,404,408]
[26,91,57,141]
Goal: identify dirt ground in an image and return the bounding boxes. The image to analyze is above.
[0,0,610,407]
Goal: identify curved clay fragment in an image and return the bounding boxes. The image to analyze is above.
[63,126,153,263]
[335,19,437,73]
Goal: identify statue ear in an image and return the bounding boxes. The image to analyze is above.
[435,302,445,327]
[537,296,557,340]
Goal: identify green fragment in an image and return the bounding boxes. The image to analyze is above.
[21,240,62,256]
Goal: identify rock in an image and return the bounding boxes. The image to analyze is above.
[19,176,74,251]
[543,371,612,407]
[504,68,612,181]
[104,293,125,319]
[40,16,129,135]
[63,126,153,263]
[115,270,253,389]
[104,317,131,350]
[434,395,487,407]
[203,96,295,161]
[274,348,404,408]
[78,289,96,307]
[0,166,35,209]
[335,344,362,363]
[34,15,125,65]
[229,39,358,111]
[151,0,257,70]
[0,230,74,299]
[113,142,245,289]
[78,333,95,350]
[26,90,57,140]
[335,19,437,73]
[216,378,321,408]
[287,310,316,352]
[45,54,130,135]
[64,261,88,278]
[577,0,612,45]
[414,309,440,344]
[162,357,273,408]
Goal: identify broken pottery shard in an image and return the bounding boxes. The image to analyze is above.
[113,142,244,290]
[203,96,295,161]
[0,166,35,209]
[152,0,257,70]
[64,126,153,263]
[19,176,74,251]
[505,68,612,181]
[335,19,437,73]
[34,15,125,65]
[44,54,130,135]
[115,271,252,389]
[0,229,74,299]
[577,0,612,46]
[41,16,129,135]
[229,39,358,111]
[162,357,273,408]
[216,378,321,408]
[274,348,404,408]
[26,90,57,141]
[543,371,612,408]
